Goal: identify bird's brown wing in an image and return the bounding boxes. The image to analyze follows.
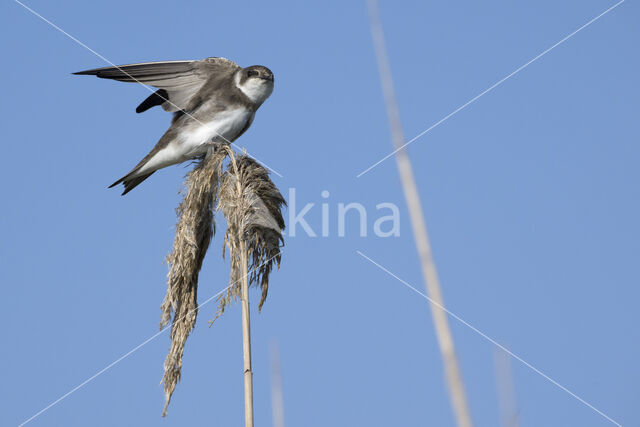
[74,57,241,113]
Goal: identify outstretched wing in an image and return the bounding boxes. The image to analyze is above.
[74,57,241,113]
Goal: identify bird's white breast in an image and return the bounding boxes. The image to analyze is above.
[135,109,251,175]
[180,108,251,154]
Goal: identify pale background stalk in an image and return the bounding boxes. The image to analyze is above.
[270,340,285,427]
[366,1,472,426]
[494,349,519,427]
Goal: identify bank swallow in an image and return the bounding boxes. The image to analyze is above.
[74,57,274,195]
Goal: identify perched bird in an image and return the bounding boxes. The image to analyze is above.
[74,57,274,195]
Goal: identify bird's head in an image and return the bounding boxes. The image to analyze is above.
[236,65,274,105]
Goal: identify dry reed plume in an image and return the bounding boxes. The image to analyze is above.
[216,146,285,318]
[159,143,284,419]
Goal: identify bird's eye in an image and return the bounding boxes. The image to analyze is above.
[247,70,258,77]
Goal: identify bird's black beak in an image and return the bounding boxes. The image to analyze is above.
[261,75,274,82]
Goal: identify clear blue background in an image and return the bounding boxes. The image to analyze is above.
[1,1,637,426]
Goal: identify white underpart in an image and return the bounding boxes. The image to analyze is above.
[136,108,252,175]
[235,72,274,104]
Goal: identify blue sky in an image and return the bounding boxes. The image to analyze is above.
[1,1,638,426]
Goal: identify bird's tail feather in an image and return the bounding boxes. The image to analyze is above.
[109,171,155,195]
